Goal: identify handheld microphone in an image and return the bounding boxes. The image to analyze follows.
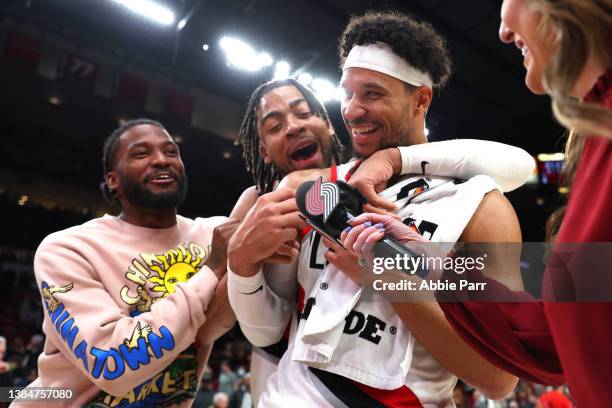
[295,177,364,247]
[295,177,426,277]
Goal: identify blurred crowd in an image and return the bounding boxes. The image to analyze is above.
[0,333,44,388]
[454,380,573,408]
[193,337,254,408]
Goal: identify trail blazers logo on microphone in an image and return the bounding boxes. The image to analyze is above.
[305,177,339,222]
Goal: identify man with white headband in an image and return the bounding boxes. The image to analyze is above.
[228,11,523,407]
[343,41,433,87]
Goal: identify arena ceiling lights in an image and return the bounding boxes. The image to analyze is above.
[537,153,564,162]
[109,0,176,26]
[219,37,273,72]
[273,61,291,80]
[218,37,341,103]
[310,78,340,102]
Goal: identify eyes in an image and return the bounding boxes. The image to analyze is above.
[365,91,383,99]
[130,146,179,159]
[265,110,314,134]
[341,89,384,102]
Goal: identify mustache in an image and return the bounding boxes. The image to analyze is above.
[144,168,181,182]
[346,118,381,126]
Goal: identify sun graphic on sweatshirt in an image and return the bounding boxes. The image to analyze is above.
[148,245,204,296]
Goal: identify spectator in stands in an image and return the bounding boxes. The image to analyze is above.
[210,392,229,408]
[536,387,573,408]
[229,372,252,408]
[218,359,238,397]
[22,334,43,375]
[452,383,468,408]
[0,336,17,387]
[194,373,216,408]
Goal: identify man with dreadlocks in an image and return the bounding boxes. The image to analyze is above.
[227,11,532,407]
[230,78,345,405]
[235,78,345,196]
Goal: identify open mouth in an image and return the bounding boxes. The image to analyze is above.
[290,142,318,162]
[350,125,381,147]
[515,39,529,58]
[351,125,379,136]
[146,172,176,185]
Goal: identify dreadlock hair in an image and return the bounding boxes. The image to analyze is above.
[101,118,166,206]
[236,78,345,194]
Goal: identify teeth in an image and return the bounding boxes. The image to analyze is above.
[352,127,377,133]
[155,174,171,180]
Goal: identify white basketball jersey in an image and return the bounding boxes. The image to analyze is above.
[259,162,499,407]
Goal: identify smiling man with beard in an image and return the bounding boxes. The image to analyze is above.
[227,11,528,407]
[18,118,237,408]
[109,143,187,211]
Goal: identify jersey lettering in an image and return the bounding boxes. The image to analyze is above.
[308,233,325,270]
[402,217,439,240]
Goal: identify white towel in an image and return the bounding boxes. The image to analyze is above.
[293,268,416,389]
[299,264,361,359]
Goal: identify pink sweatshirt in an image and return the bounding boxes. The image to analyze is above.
[13,214,227,407]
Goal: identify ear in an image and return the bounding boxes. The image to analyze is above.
[414,86,433,116]
[326,119,335,136]
[259,144,272,164]
[106,171,120,192]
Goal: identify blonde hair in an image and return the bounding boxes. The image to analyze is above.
[529,0,612,240]
[532,0,612,137]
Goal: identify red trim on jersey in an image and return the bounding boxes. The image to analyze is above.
[345,159,362,181]
[354,382,424,408]
[282,321,291,341]
[297,284,306,314]
[301,226,312,237]
[329,164,339,182]
[330,162,338,182]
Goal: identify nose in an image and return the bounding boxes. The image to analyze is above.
[342,95,366,123]
[150,149,170,166]
[499,21,514,43]
[285,115,305,138]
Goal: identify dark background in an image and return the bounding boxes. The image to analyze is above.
[0,0,567,245]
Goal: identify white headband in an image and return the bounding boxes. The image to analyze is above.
[343,42,433,88]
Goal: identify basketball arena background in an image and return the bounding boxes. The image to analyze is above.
[0,0,571,406]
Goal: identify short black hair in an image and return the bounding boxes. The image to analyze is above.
[236,78,345,194]
[339,11,452,89]
[101,118,166,205]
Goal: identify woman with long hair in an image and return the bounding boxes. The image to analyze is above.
[345,0,612,405]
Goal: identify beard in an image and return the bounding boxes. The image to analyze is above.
[381,105,416,150]
[321,138,336,168]
[382,123,416,150]
[348,104,418,159]
[121,172,188,209]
